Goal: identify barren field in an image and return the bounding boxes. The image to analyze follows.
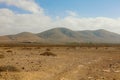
[0,46,120,80]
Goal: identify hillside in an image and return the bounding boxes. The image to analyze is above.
[8,32,45,42]
[0,28,120,43]
[37,28,81,43]
[38,28,120,43]
[77,29,120,43]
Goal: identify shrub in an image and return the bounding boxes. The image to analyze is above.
[40,52,56,56]
[0,65,19,72]
[21,47,32,50]
[0,54,5,59]
[6,50,12,53]
[46,48,50,51]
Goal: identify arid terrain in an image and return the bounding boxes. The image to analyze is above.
[0,45,120,80]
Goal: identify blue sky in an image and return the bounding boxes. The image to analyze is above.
[0,0,120,35]
[0,0,120,18]
[35,0,120,18]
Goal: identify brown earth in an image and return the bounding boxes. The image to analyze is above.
[0,46,120,80]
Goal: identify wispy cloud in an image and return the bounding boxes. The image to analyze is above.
[66,11,78,17]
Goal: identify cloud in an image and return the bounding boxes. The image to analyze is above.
[0,8,120,35]
[0,8,53,35]
[0,1,120,35]
[66,11,78,17]
[54,15,120,33]
[0,0,43,14]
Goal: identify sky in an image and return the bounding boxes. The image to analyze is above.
[0,0,120,35]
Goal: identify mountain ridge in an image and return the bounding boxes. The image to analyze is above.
[0,28,120,43]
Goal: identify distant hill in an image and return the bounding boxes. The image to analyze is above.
[0,28,120,43]
[37,28,120,43]
[0,32,45,43]
[7,32,45,42]
[37,28,81,43]
[0,36,12,42]
[77,29,120,43]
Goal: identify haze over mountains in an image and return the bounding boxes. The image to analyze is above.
[0,28,120,44]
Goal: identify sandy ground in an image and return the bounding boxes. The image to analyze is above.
[0,46,120,80]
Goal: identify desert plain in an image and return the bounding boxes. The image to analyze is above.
[0,45,120,80]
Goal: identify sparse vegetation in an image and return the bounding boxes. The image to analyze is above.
[46,48,50,51]
[40,52,56,56]
[6,50,12,53]
[0,46,119,80]
[21,47,32,50]
[0,54,4,59]
[0,65,19,72]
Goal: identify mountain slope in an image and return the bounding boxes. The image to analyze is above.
[0,36,12,42]
[38,28,120,43]
[0,28,120,43]
[78,29,120,43]
[37,28,84,43]
[8,32,45,42]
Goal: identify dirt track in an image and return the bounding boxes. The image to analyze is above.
[0,46,120,80]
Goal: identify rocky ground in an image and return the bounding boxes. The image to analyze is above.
[0,46,120,80]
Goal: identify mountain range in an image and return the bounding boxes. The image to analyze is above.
[0,28,120,44]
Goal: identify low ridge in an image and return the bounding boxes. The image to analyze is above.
[0,28,120,43]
